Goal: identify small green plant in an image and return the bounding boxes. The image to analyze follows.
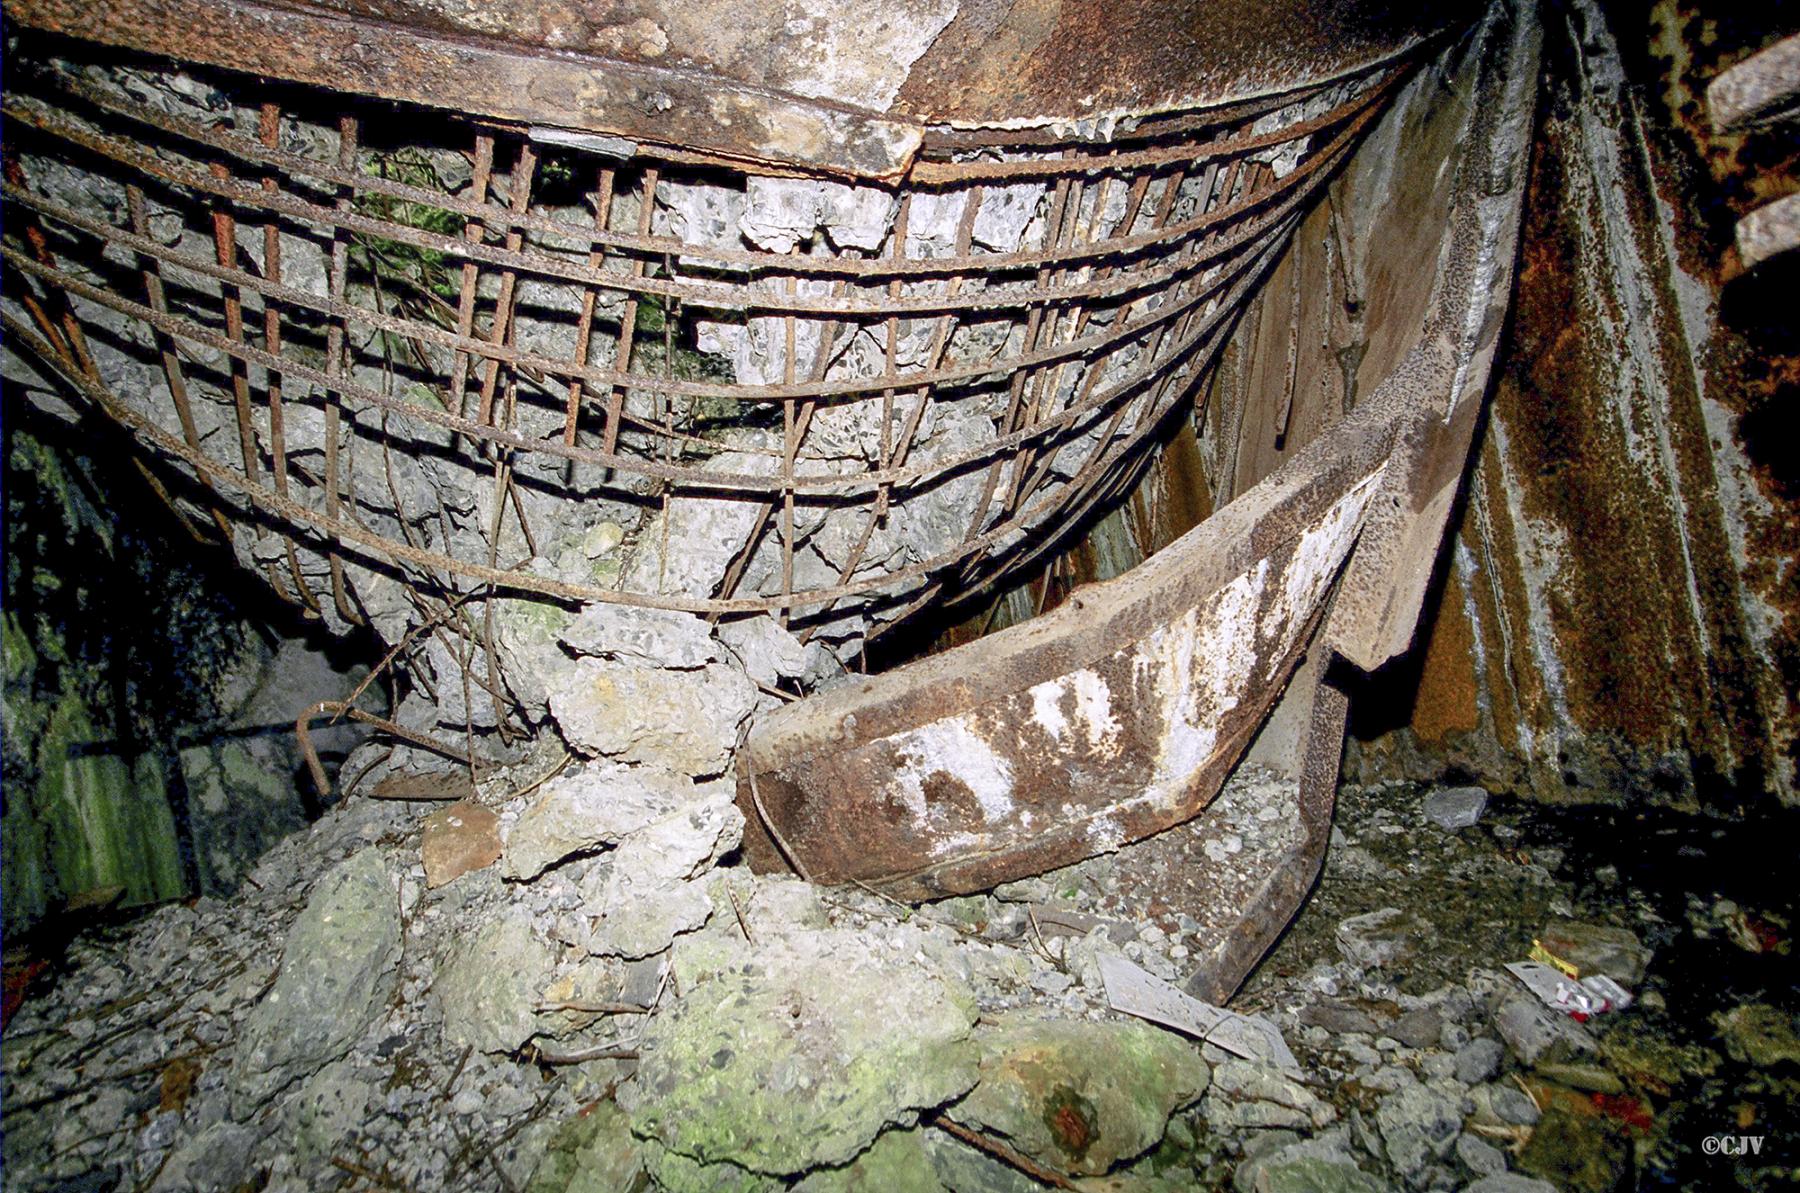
[351,147,464,303]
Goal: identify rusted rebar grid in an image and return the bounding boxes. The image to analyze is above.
[0,24,1419,738]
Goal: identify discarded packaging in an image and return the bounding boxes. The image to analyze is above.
[1099,952,1300,1073]
[1505,960,1634,1020]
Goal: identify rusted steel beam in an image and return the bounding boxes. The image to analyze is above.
[6,0,1469,178]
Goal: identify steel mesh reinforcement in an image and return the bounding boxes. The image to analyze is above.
[2,44,1404,666]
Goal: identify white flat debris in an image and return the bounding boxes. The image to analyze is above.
[1098,951,1299,1073]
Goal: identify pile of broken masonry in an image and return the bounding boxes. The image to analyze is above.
[6,610,1791,1193]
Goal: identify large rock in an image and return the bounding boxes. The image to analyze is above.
[437,905,559,1053]
[949,1018,1209,1177]
[232,849,400,1102]
[503,763,712,880]
[1493,991,1593,1066]
[626,928,979,1175]
[548,658,756,776]
[1203,1060,1334,1133]
[1535,919,1649,985]
[287,1059,375,1164]
[1234,1133,1387,1193]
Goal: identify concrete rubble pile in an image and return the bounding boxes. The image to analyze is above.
[9,644,1701,1193]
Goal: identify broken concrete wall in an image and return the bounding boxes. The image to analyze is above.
[1346,0,1798,807]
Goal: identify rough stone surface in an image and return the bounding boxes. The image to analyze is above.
[503,763,707,880]
[626,928,979,1175]
[526,1101,645,1193]
[548,658,757,776]
[1454,1038,1505,1085]
[437,906,559,1053]
[1464,1176,1560,1193]
[951,1018,1210,1176]
[1535,918,1650,984]
[422,800,503,888]
[1373,1083,1464,1180]
[1493,991,1593,1066]
[791,1129,946,1193]
[1422,785,1489,830]
[232,849,400,1102]
[1456,1131,1508,1177]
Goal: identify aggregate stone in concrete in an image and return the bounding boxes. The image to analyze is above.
[231,848,400,1102]
[525,1100,645,1193]
[949,1017,1210,1175]
[1422,786,1488,830]
[625,928,979,1175]
[436,905,559,1053]
[286,1060,374,1164]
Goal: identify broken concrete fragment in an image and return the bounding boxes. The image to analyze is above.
[718,615,809,688]
[287,1059,375,1165]
[1493,990,1594,1066]
[502,762,699,880]
[1422,785,1488,830]
[421,800,502,888]
[626,928,979,1175]
[560,604,719,669]
[588,877,715,960]
[1206,1059,1334,1133]
[949,1017,1210,1176]
[548,657,756,776]
[640,1142,781,1193]
[437,906,559,1053]
[587,790,743,958]
[232,848,400,1102]
[1373,1083,1464,1180]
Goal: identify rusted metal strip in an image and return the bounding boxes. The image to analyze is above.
[5,169,1323,409]
[257,103,323,613]
[2,85,1379,295]
[1,236,1267,507]
[5,0,927,178]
